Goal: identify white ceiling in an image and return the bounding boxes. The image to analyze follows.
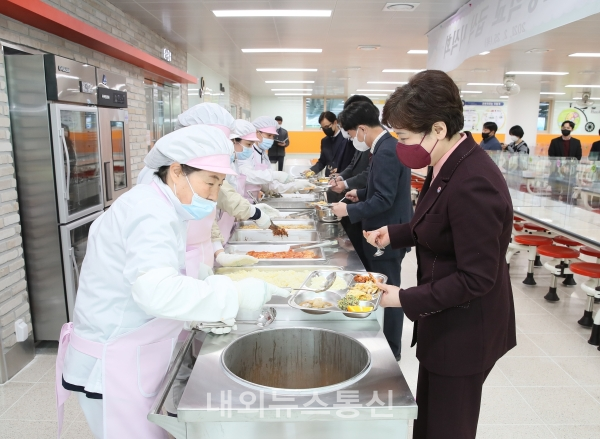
[108,0,600,100]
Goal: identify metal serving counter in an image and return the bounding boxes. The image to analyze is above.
[148,201,417,439]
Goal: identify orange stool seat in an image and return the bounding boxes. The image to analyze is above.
[514,235,552,247]
[523,222,546,232]
[570,262,600,278]
[580,246,600,258]
[553,236,582,247]
[514,216,525,222]
[537,245,580,259]
[514,223,524,232]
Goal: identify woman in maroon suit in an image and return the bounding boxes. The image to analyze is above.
[365,70,516,439]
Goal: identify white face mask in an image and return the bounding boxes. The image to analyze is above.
[352,127,370,152]
[510,135,519,143]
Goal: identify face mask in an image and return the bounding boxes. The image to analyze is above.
[235,145,254,161]
[340,127,350,139]
[258,138,274,151]
[510,135,519,143]
[352,128,370,152]
[395,134,439,169]
[179,175,217,220]
[561,129,571,137]
[481,132,490,140]
[323,127,335,137]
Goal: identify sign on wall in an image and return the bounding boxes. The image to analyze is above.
[427,0,600,72]
[462,101,507,132]
[552,101,600,135]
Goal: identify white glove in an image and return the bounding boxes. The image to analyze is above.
[294,180,312,191]
[284,173,295,183]
[273,171,291,183]
[197,263,214,280]
[184,318,237,334]
[216,252,259,267]
[235,279,290,313]
[255,203,282,218]
[254,211,272,229]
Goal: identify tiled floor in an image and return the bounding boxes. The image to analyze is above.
[1,250,600,438]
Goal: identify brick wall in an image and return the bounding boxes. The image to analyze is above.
[230,80,252,119]
[0,0,188,352]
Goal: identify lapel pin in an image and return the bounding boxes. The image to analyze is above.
[437,187,441,193]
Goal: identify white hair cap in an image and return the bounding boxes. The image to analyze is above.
[175,103,236,136]
[144,125,236,175]
[230,119,260,141]
[252,116,279,135]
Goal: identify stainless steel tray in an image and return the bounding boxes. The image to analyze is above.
[215,265,344,290]
[236,219,317,230]
[228,229,319,243]
[224,244,326,261]
[288,271,387,319]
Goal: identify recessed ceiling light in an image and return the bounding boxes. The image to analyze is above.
[368,81,408,84]
[271,89,313,91]
[357,45,380,51]
[472,68,490,73]
[479,51,490,55]
[574,96,600,100]
[466,83,503,86]
[213,10,331,17]
[383,3,420,12]
[565,84,600,88]
[382,69,424,73]
[499,96,509,98]
[506,71,568,75]
[540,92,565,95]
[408,49,428,54]
[257,68,317,72]
[525,48,552,53]
[274,93,312,96]
[569,53,600,57]
[356,89,394,92]
[461,91,483,94]
[352,93,389,97]
[265,80,315,84]
[242,48,322,53]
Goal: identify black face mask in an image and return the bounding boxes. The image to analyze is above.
[561,129,572,137]
[323,127,335,137]
[481,132,490,140]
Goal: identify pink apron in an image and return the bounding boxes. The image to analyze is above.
[243,150,269,202]
[185,210,216,277]
[217,174,247,243]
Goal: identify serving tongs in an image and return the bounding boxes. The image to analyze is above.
[285,211,314,219]
[192,307,277,330]
[269,219,288,236]
[289,240,338,252]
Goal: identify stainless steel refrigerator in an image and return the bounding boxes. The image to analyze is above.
[5,54,104,340]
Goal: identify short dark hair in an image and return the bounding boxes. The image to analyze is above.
[509,125,524,138]
[483,121,498,132]
[318,111,337,124]
[561,120,575,129]
[382,70,463,139]
[275,116,282,122]
[339,101,381,130]
[343,95,374,109]
[155,164,199,184]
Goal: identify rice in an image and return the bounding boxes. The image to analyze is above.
[309,275,348,291]
[217,269,312,288]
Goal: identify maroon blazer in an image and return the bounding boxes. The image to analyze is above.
[389,133,516,376]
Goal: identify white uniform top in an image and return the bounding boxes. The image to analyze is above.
[237,147,295,193]
[62,177,238,394]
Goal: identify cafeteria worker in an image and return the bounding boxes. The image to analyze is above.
[55,125,289,439]
[365,70,516,439]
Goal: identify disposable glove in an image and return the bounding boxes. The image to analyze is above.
[235,279,290,313]
[254,211,272,229]
[273,171,291,183]
[255,204,282,218]
[197,263,214,280]
[216,252,259,267]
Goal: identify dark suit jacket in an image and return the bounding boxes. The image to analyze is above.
[548,136,582,160]
[388,133,516,376]
[339,150,370,190]
[268,127,289,158]
[310,133,355,177]
[347,131,413,262]
[590,140,600,158]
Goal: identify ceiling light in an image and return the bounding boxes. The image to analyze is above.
[466,83,503,86]
[271,89,313,91]
[368,81,408,85]
[479,51,490,55]
[257,68,317,72]
[344,67,362,71]
[569,53,600,57]
[506,71,568,75]
[574,96,600,100]
[461,91,483,94]
[472,68,490,72]
[383,3,420,12]
[358,45,380,51]
[213,10,331,17]
[499,96,509,98]
[356,89,394,92]
[274,93,312,96]
[565,84,600,88]
[382,69,424,73]
[352,93,389,97]
[540,92,565,95]
[525,48,552,53]
[408,49,428,54]
[242,48,322,53]
[265,80,314,84]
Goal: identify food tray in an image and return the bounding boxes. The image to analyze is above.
[288,270,387,319]
[236,219,317,230]
[280,193,317,200]
[228,229,319,243]
[224,244,326,262]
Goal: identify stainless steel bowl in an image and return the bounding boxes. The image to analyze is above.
[221,327,371,395]
[290,290,343,314]
[343,300,376,319]
[316,206,341,223]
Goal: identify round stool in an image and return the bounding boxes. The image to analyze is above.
[537,244,580,302]
[514,223,524,232]
[514,216,525,222]
[569,263,600,343]
[580,247,600,302]
[523,223,552,266]
[513,236,553,285]
[553,236,583,286]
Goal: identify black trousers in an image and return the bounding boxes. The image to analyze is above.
[340,217,368,266]
[365,253,405,358]
[269,156,284,171]
[413,364,493,439]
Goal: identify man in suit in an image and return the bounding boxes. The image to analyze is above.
[548,120,582,160]
[331,101,414,361]
[305,111,355,177]
[268,116,289,171]
[591,129,600,160]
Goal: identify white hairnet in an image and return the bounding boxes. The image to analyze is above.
[252,116,279,135]
[231,119,260,141]
[175,103,236,133]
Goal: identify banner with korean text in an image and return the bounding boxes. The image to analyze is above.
[427,0,600,72]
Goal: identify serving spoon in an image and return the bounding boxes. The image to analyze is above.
[287,272,337,293]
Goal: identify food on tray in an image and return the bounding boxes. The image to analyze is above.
[246,250,317,259]
[347,305,373,313]
[347,281,379,301]
[309,275,348,291]
[218,269,311,288]
[318,178,329,183]
[337,294,360,311]
[304,170,315,177]
[309,201,328,206]
[271,226,289,237]
[299,298,333,309]
[353,273,377,283]
[239,224,314,230]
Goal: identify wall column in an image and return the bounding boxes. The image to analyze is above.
[504,86,541,152]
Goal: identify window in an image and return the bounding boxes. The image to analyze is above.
[304,97,346,130]
[538,101,551,132]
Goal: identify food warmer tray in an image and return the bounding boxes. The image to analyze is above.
[224,244,326,262]
[215,265,344,276]
[228,229,319,243]
[288,270,387,319]
[235,219,317,230]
